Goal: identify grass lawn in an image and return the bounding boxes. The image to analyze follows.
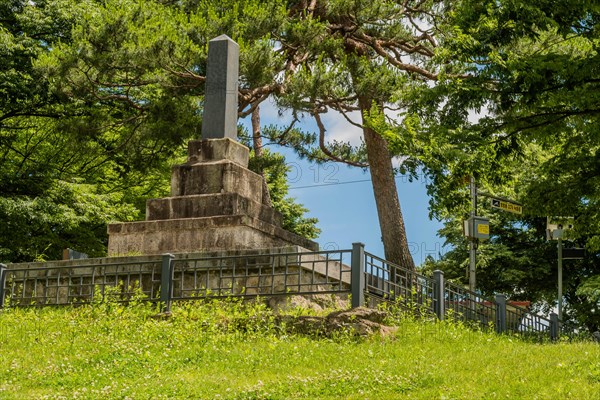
[1,298,599,399]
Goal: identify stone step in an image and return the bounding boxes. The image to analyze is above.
[170,160,264,204]
[146,192,282,226]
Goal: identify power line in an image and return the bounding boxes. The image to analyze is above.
[289,175,422,190]
[289,179,372,190]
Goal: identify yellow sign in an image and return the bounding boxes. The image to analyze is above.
[464,216,490,240]
[477,223,490,235]
[491,198,522,214]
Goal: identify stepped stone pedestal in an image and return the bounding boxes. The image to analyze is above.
[109,36,318,256]
[108,138,318,256]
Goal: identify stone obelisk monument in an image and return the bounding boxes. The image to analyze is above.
[107,35,317,255]
[202,35,239,140]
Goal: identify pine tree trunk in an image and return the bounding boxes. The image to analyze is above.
[359,97,415,271]
[251,105,272,207]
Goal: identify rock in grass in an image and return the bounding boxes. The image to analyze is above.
[151,311,173,320]
[277,307,397,338]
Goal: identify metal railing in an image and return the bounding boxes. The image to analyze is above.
[0,243,562,340]
[169,249,352,301]
[0,259,162,306]
[0,249,352,310]
[444,279,497,328]
[359,247,560,341]
[505,300,555,338]
[363,251,436,318]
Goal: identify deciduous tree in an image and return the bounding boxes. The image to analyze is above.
[403,0,600,330]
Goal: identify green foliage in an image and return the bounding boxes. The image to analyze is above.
[36,0,201,170]
[1,301,599,399]
[577,275,600,302]
[377,1,600,331]
[247,146,320,240]
[414,0,600,234]
[270,0,445,165]
[0,0,72,121]
[0,0,187,262]
[0,0,322,262]
[0,181,138,262]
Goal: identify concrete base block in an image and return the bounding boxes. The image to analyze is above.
[108,215,318,256]
[187,138,249,166]
[108,137,318,256]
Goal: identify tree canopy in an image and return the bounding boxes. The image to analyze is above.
[391,0,600,330]
[34,0,459,270]
[0,0,319,262]
[3,0,600,330]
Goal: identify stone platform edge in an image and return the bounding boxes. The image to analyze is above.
[5,245,311,270]
[107,215,319,255]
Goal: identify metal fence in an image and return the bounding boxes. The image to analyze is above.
[363,251,436,318]
[444,280,497,328]
[0,249,352,309]
[0,243,561,340]
[0,259,162,306]
[355,245,560,341]
[168,249,351,304]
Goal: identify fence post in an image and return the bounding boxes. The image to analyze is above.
[160,254,175,313]
[0,263,6,309]
[351,243,365,308]
[433,270,445,320]
[550,312,559,341]
[495,294,507,334]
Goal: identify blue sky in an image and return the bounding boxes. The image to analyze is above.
[240,101,449,265]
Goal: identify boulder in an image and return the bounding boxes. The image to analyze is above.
[276,307,397,338]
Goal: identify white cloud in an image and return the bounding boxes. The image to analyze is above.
[245,98,365,147]
[320,110,363,146]
[467,105,491,124]
[391,156,410,168]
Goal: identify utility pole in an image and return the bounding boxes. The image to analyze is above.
[546,217,577,322]
[469,176,477,293]
[558,236,563,320]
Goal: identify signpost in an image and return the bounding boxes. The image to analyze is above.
[546,216,574,240]
[469,177,477,293]
[464,188,521,294]
[562,248,585,259]
[558,236,563,321]
[461,188,581,324]
[463,216,490,240]
[490,198,522,214]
